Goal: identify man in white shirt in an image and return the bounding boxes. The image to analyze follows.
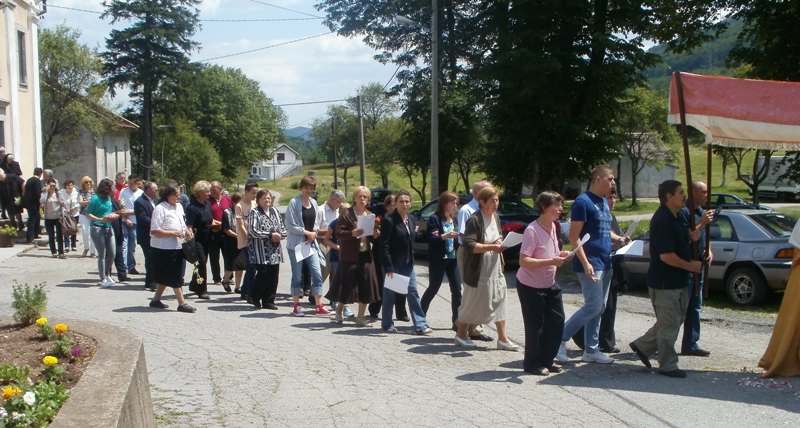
[118,174,143,275]
[456,180,493,342]
[316,189,346,312]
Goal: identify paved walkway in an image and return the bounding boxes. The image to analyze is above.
[1,242,799,426]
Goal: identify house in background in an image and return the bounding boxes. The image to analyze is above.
[250,143,303,181]
[0,0,45,173]
[51,110,138,185]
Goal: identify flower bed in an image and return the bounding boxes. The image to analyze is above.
[0,320,97,426]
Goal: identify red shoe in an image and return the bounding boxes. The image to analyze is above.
[291,304,305,317]
[315,305,331,315]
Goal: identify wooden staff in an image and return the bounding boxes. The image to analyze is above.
[704,144,712,298]
[674,72,701,295]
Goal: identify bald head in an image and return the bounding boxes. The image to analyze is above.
[690,180,708,207]
[471,180,491,198]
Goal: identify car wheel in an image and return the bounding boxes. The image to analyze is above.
[725,267,768,306]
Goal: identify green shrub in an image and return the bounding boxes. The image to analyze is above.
[51,335,73,359]
[0,364,30,385]
[11,282,48,326]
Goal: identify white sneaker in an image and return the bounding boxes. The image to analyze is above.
[582,351,615,364]
[556,342,569,363]
[100,279,113,288]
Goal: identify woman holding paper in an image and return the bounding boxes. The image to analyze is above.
[516,191,572,375]
[455,186,519,350]
[326,186,380,326]
[284,176,330,316]
[421,191,462,329]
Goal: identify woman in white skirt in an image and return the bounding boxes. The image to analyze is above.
[454,186,519,350]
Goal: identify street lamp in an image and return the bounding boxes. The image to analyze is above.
[396,0,439,201]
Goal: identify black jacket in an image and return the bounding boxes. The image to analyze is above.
[381,211,415,275]
[22,176,42,210]
[134,194,155,247]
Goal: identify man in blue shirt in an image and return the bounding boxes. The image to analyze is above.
[630,180,702,378]
[679,181,714,357]
[557,165,627,364]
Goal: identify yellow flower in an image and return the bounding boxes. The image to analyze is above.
[2,385,22,400]
[43,356,58,366]
[36,317,48,327]
[54,324,68,334]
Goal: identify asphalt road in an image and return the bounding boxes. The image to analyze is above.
[1,243,798,427]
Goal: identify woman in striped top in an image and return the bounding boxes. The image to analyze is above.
[247,190,287,309]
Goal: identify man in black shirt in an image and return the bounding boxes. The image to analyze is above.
[22,168,43,242]
[630,180,702,378]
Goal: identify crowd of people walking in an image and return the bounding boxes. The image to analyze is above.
[4,150,799,379]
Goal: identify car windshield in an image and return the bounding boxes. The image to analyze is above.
[748,213,796,237]
[499,199,537,216]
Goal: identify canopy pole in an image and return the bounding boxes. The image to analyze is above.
[704,145,712,298]
[674,72,700,295]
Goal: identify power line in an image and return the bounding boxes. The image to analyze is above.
[275,98,348,107]
[245,0,324,19]
[197,31,333,62]
[47,4,322,22]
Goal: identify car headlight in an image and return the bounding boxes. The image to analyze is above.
[775,248,795,259]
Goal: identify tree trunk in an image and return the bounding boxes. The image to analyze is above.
[720,157,728,187]
[380,173,389,189]
[616,158,624,200]
[631,165,639,207]
[142,84,153,180]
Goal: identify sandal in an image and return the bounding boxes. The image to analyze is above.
[221,280,232,293]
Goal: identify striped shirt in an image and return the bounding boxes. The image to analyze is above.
[248,206,286,265]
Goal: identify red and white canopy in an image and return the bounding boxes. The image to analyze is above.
[668,73,800,150]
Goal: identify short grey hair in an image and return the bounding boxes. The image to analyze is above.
[329,189,345,202]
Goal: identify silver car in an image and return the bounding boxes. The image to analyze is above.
[621,210,796,306]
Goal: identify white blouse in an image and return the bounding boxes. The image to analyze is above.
[150,201,187,250]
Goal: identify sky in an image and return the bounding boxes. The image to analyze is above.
[41,0,397,129]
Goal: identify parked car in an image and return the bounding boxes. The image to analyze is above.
[620,210,796,306]
[410,195,540,263]
[368,188,394,217]
[247,174,267,182]
[710,193,772,211]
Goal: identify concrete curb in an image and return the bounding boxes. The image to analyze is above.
[1,316,156,427]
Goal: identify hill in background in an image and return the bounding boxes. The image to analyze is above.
[645,19,742,92]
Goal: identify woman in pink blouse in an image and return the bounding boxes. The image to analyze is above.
[516,191,573,376]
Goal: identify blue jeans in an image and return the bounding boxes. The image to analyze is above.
[681,272,703,353]
[287,246,323,297]
[381,268,428,331]
[90,226,115,281]
[562,270,612,354]
[122,222,137,270]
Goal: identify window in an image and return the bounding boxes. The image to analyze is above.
[17,31,27,86]
[710,216,735,241]
[277,152,285,163]
[0,120,5,148]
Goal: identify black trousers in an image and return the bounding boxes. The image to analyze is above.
[189,237,210,294]
[517,282,565,371]
[253,264,280,305]
[44,219,64,255]
[140,243,154,288]
[209,230,224,283]
[26,207,40,242]
[421,258,462,325]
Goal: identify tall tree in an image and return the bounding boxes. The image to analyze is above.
[101,0,201,179]
[311,106,360,192]
[39,25,106,167]
[729,0,800,82]
[152,117,223,185]
[713,146,738,187]
[367,117,405,189]
[614,87,679,207]
[730,148,774,205]
[157,64,285,180]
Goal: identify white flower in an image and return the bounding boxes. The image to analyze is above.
[23,391,36,406]
[0,407,7,417]
[12,411,24,420]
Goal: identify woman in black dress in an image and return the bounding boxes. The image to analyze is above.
[326,186,381,326]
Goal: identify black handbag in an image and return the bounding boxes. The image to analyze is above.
[181,237,202,264]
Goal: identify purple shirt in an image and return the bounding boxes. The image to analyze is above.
[516,220,559,288]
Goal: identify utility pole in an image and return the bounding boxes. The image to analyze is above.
[357,95,366,186]
[331,117,338,189]
[430,0,439,200]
